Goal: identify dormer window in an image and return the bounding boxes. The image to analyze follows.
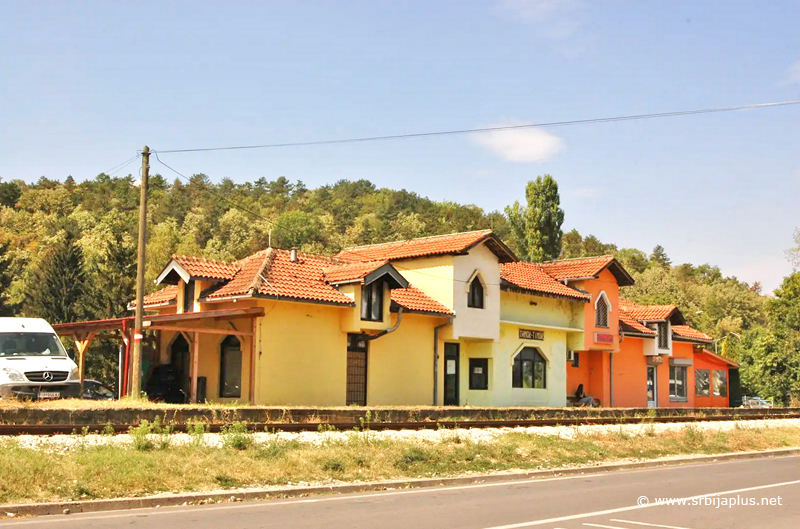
[467,276,485,309]
[595,293,609,328]
[183,280,195,313]
[658,322,669,349]
[361,281,384,322]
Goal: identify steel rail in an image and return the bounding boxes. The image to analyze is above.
[1,413,798,436]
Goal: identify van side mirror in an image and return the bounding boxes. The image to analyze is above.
[67,348,76,361]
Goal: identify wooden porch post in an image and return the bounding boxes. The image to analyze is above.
[190,332,199,403]
[74,331,96,397]
[248,318,257,404]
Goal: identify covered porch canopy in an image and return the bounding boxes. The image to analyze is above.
[52,307,264,402]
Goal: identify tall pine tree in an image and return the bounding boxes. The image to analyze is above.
[24,236,89,323]
[505,175,565,262]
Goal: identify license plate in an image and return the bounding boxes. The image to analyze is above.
[39,391,60,399]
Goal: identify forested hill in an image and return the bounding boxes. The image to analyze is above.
[1,173,799,403]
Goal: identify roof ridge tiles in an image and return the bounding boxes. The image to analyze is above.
[340,229,492,252]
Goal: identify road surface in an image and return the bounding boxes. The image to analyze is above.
[2,455,800,528]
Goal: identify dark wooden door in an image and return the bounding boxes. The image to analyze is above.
[346,334,368,406]
[444,343,460,406]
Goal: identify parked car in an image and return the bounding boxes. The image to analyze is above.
[0,318,82,400]
[741,396,773,408]
[81,379,116,400]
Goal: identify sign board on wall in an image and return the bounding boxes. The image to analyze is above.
[647,356,664,366]
[519,329,545,341]
[594,332,614,344]
[446,360,457,375]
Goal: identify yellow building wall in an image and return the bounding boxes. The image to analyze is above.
[255,299,348,406]
[394,255,455,310]
[367,313,449,405]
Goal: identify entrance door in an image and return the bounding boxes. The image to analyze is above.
[646,366,657,408]
[346,334,368,406]
[444,343,460,406]
[170,335,191,397]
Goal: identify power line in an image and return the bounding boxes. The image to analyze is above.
[152,151,274,225]
[109,154,141,177]
[102,154,140,175]
[155,99,800,154]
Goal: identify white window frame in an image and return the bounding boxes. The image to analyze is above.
[594,291,611,328]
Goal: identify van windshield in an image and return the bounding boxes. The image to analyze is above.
[0,333,67,357]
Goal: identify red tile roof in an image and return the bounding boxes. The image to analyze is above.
[322,261,389,284]
[256,251,355,305]
[672,325,713,343]
[619,312,656,335]
[539,255,615,280]
[173,255,239,281]
[500,262,589,301]
[618,299,678,321]
[335,230,515,263]
[391,286,453,315]
[130,285,178,308]
[203,250,272,300]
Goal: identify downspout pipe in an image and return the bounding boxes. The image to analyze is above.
[365,307,404,342]
[433,317,454,406]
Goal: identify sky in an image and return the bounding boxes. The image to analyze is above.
[1,0,799,292]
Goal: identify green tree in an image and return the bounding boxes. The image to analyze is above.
[505,175,564,262]
[0,243,17,316]
[0,179,21,208]
[559,229,583,259]
[23,236,89,323]
[650,245,671,267]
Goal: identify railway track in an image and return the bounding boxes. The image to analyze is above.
[2,412,799,435]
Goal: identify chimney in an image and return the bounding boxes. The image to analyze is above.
[290,248,298,262]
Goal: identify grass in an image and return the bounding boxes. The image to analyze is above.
[0,422,799,505]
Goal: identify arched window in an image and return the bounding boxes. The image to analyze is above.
[512,347,546,389]
[219,336,242,398]
[467,276,485,309]
[595,293,609,328]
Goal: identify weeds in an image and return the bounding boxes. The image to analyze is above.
[187,420,207,447]
[221,421,252,450]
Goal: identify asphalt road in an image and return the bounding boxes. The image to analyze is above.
[3,455,800,529]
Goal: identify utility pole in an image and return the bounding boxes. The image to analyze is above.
[131,146,150,398]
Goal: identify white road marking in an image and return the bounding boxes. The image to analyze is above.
[582,524,629,529]
[478,479,800,529]
[610,519,693,529]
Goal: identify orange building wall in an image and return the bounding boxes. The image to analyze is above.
[694,352,732,408]
[613,336,649,407]
[577,269,620,352]
[657,342,695,408]
[567,353,590,398]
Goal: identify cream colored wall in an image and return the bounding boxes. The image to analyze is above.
[394,255,455,309]
[256,299,348,406]
[500,291,584,330]
[367,313,448,405]
[452,243,501,341]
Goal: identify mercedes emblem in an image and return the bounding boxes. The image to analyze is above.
[42,371,54,381]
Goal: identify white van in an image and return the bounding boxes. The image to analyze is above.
[0,318,82,399]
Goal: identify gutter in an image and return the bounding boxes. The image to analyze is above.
[433,316,454,405]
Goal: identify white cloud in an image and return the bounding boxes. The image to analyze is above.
[471,126,564,163]
[494,0,586,39]
[784,61,800,85]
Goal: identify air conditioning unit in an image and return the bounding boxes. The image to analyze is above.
[566,350,576,362]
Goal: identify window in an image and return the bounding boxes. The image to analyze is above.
[713,370,728,397]
[469,358,489,390]
[657,322,669,349]
[183,280,195,313]
[570,351,580,368]
[360,282,384,321]
[695,369,710,397]
[467,276,484,309]
[219,336,242,398]
[669,365,687,401]
[595,294,609,328]
[512,347,546,389]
